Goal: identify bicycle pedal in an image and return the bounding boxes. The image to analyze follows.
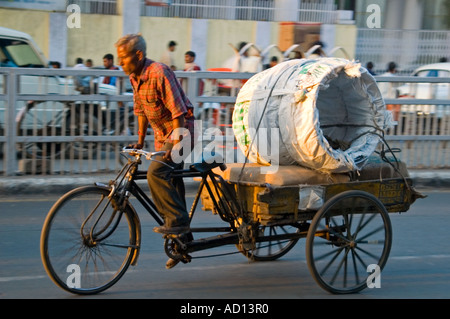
[162,233,182,240]
[163,231,193,242]
[181,254,192,264]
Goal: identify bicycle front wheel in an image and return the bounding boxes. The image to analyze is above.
[40,186,137,294]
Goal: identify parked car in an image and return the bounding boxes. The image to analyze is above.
[392,62,450,135]
[397,62,450,118]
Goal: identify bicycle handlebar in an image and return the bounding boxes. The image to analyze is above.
[121,147,167,160]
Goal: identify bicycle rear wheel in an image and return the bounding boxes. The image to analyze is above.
[40,186,137,294]
[237,224,301,261]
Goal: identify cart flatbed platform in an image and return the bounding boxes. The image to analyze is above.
[201,156,423,225]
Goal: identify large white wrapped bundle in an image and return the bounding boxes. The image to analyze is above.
[232,57,393,173]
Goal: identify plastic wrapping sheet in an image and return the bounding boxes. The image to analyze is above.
[298,185,325,210]
[232,57,394,173]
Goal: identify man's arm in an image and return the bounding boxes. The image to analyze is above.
[129,115,148,149]
[171,115,185,143]
[163,114,185,160]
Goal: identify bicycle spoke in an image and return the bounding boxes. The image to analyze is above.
[99,242,137,249]
[238,224,300,261]
[350,248,360,286]
[356,224,386,244]
[320,247,346,283]
[355,244,384,261]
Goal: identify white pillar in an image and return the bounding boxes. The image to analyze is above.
[402,0,423,30]
[402,0,423,71]
[320,24,336,52]
[117,0,141,35]
[255,21,272,53]
[49,12,67,67]
[274,0,299,22]
[384,0,404,29]
[190,19,208,70]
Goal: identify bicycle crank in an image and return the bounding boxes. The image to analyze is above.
[163,233,192,263]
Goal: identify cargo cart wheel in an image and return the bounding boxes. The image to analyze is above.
[306,190,392,294]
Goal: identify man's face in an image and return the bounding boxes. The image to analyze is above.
[184,54,194,64]
[117,45,142,76]
[103,58,113,69]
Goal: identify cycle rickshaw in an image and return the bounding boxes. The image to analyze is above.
[40,146,423,295]
[41,57,424,295]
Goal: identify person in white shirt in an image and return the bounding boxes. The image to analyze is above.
[379,61,400,121]
[73,57,87,69]
[160,40,177,70]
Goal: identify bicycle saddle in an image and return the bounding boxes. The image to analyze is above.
[189,152,227,172]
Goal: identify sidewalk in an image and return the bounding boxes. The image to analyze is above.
[1,169,449,195]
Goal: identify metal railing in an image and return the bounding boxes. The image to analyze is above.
[68,0,118,15]
[68,0,339,22]
[356,29,450,75]
[0,68,134,175]
[297,1,337,24]
[141,0,338,23]
[376,75,450,169]
[1,67,449,176]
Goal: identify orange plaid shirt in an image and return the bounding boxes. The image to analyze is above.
[130,59,195,151]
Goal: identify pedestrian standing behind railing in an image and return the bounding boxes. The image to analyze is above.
[73,57,92,94]
[379,61,400,121]
[160,40,177,71]
[102,53,119,86]
[182,50,204,96]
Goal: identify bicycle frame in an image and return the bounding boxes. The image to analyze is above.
[93,148,308,265]
[89,151,216,254]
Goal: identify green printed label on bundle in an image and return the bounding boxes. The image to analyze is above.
[232,101,250,146]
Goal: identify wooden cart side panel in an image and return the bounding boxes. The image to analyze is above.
[324,178,415,213]
[199,177,420,226]
[245,185,300,224]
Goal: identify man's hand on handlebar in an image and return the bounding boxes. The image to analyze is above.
[162,148,172,161]
[126,143,143,150]
[123,145,169,159]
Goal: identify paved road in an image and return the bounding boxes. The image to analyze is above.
[1,187,450,303]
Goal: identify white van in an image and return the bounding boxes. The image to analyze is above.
[0,26,48,68]
[397,62,450,119]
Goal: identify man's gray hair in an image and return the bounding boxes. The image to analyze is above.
[115,33,147,57]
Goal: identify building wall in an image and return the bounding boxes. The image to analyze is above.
[0,7,356,71]
[0,9,50,58]
[137,18,279,71]
[334,24,357,58]
[66,14,122,67]
[321,24,357,59]
[140,17,192,70]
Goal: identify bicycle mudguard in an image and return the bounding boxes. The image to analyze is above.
[128,203,142,266]
[94,182,142,266]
